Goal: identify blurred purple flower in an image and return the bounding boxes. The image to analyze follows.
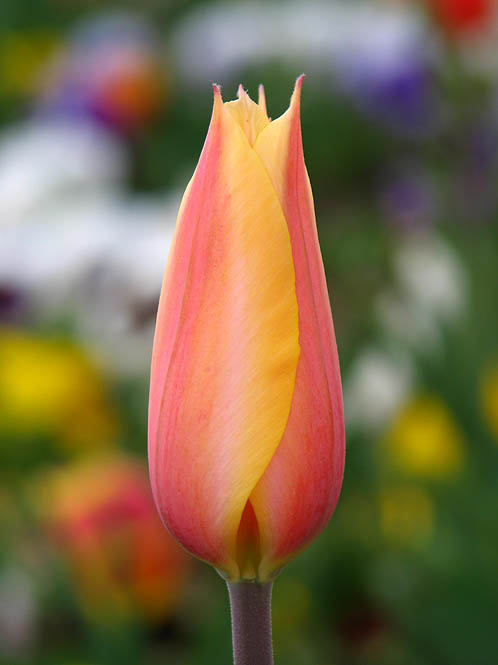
[380,166,437,228]
[0,286,26,324]
[36,13,165,136]
[339,59,435,135]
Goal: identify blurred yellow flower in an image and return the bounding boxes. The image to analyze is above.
[380,485,434,547]
[36,456,191,623]
[384,395,464,479]
[480,362,498,441]
[0,328,116,453]
[0,32,58,97]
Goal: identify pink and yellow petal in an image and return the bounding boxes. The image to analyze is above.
[148,88,300,579]
[250,77,345,579]
[224,85,270,145]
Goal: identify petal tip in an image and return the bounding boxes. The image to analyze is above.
[212,84,224,115]
[291,74,305,108]
[212,83,223,100]
[258,84,268,116]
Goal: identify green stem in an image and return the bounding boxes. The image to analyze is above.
[227,581,274,665]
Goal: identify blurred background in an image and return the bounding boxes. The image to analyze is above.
[0,0,497,663]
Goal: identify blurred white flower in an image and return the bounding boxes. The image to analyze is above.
[0,121,127,223]
[173,0,432,84]
[0,567,37,657]
[0,120,127,223]
[375,290,442,352]
[0,192,178,375]
[375,233,467,352]
[173,0,439,133]
[345,347,414,432]
[394,234,466,321]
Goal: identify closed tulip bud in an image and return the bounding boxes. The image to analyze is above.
[148,77,345,584]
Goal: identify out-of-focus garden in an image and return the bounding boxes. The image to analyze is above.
[0,0,497,663]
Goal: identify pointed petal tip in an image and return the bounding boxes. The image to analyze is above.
[237,83,245,99]
[258,84,268,116]
[291,74,305,108]
[212,84,224,114]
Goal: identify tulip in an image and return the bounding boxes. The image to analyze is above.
[148,78,344,589]
[39,456,190,622]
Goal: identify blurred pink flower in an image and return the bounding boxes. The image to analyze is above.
[38,456,191,622]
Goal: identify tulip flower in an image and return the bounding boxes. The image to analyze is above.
[39,456,190,622]
[148,77,344,664]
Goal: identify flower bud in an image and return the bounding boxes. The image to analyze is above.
[149,78,345,582]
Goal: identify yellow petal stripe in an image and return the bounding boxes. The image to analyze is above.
[150,90,300,579]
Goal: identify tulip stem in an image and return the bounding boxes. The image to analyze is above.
[227,581,274,665]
